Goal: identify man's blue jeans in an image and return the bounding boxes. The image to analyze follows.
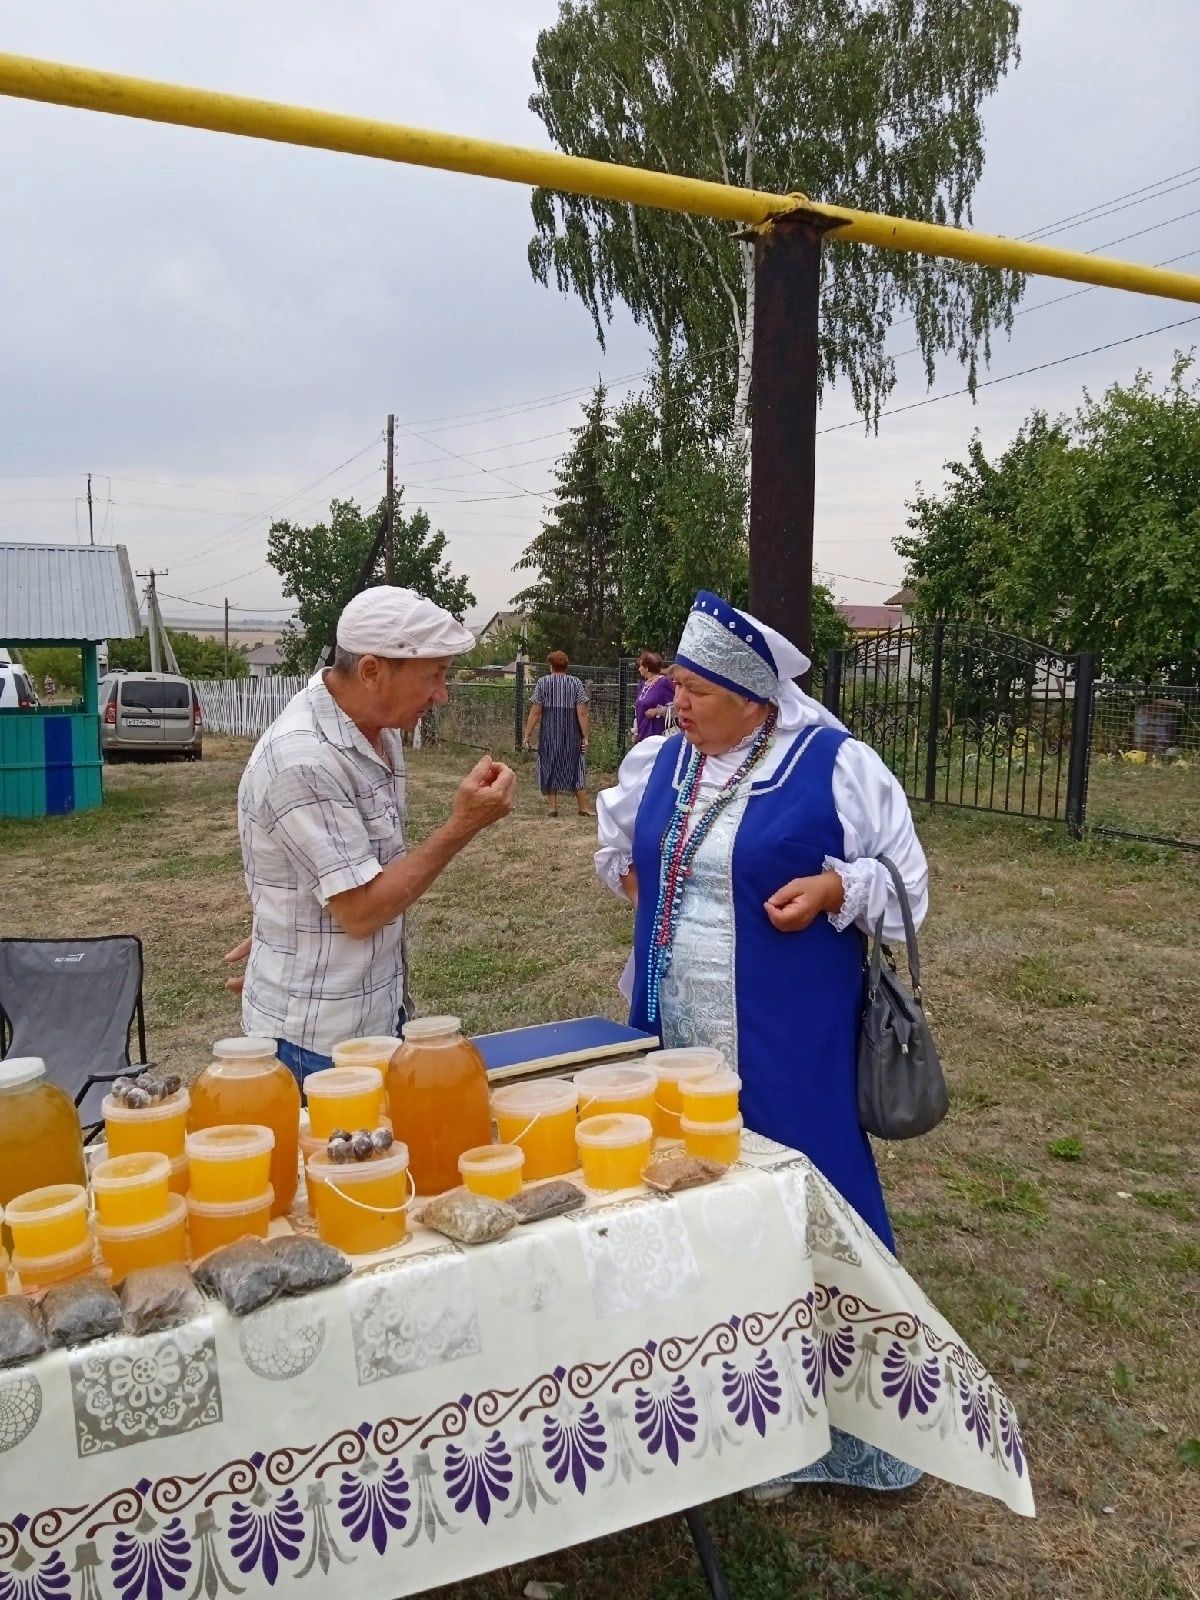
[276,1011,407,1088]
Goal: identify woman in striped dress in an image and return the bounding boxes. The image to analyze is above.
[523,650,591,818]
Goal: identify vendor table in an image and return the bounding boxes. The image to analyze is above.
[0,1133,1033,1600]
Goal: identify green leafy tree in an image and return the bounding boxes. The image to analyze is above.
[268,496,475,674]
[104,631,249,679]
[513,385,624,661]
[897,358,1200,682]
[528,0,1022,436]
[21,647,83,695]
[458,625,528,672]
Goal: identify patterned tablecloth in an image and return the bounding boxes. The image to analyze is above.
[0,1133,1033,1600]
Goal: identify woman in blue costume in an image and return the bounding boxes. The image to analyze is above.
[596,592,930,1497]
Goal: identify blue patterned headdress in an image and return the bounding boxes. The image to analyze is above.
[674,592,809,703]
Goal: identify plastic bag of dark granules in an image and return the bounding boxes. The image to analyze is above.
[193,1240,284,1316]
[0,1295,48,1366]
[120,1265,206,1335]
[268,1236,351,1295]
[41,1274,123,1347]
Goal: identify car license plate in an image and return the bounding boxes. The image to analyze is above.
[125,718,160,728]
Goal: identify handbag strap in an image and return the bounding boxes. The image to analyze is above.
[869,855,923,1000]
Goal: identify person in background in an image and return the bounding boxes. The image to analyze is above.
[596,590,929,1499]
[225,585,516,1082]
[522,650,591,818]
[633,651,674,742]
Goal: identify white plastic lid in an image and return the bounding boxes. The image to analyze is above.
[680,1114,743,1136]
[401,1016,462,1042]
[645,1049,727,1083]
[11,1238,95,1274]
[92,1152,171,1191]
[0,1057,46,1090]
[459,1143,524,1175]
[491,1078,578,1116]
[681,1072,742,1099]
[95,1193,187,1242]
[307,1146,410,1187]
[576,1112,654,1149]
[332,1036,403,1063]
[211,1037,279,1061]
[187,1184,274,1218]
[5,1184,87,1222]
[102,1086,190,1123]
[575,1064,656,1102]
[304,1066,384,1099]
[186,1124,275,1162]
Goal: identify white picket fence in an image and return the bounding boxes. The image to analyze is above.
[195,675,306,738]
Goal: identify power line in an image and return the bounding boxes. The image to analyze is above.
[1023,164,1200,242]
[820,311,1200,437]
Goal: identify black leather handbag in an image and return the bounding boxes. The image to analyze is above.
[857,855,949,1140]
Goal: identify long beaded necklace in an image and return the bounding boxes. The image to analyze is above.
[646,706,778,1023]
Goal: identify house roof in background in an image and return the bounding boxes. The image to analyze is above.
[837,603,903,632]
[246,642,282,665]
[885,587,917,607]
[0,543,142,642]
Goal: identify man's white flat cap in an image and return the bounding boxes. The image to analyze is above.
[336,585,475,659]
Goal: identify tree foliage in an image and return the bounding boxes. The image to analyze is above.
[104,630,250,679]
[268,496,475,675]
[515,374,848,673]
[897,358,1200,682]
[528,0,1022,434]
[513,385,623,661]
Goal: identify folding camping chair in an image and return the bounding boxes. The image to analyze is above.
[0,934,151,1132]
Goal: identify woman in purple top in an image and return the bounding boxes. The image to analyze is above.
[634,651,675,741]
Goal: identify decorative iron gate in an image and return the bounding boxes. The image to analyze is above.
[824,623,1094,831]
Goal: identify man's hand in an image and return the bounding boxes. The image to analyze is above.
[764,871,844,933]
[224,935,251,994]
[451,754,516,835]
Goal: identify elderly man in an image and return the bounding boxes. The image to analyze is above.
[225,586,515,1081]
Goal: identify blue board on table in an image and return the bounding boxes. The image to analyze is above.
[473,1016,657,1079]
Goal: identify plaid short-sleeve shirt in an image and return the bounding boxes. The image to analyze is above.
[237,673,408,1054]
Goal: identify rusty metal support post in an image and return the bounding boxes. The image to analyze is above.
[748,213,837,674]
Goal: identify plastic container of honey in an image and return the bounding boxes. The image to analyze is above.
[0,1059,87,1232]
[679,1072,742,1125]
[189,1039,300,1218]
[491,1079,579,1180]
[185,1125,275,1203]
[91,1152,171,1227]
[167,1154,189,1197]
[11,1238,96,1291]
[186,1186,274,1259]
[458,1143,524,1200]
[645,1049,727,1138]
[103,1087,190,1160]
[576,1113,654,1191]
[386,1018,491,1196]
[574,1065,657,1125]
[95,1194,188,1283]
[304,1067,384,1141]
[332,1036,404,1076]
[5,1184,89,1258]
[306,1147,411,1255]
[680,1114,742,1166]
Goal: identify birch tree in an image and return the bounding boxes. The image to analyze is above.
[529,0,1023,439]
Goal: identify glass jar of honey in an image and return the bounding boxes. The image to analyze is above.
[0,1059,86,1244]
[385,1018,491,1196]
[189,1039,300,1217]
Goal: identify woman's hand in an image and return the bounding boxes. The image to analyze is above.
[224,935,251,993]
[764,871,844,933]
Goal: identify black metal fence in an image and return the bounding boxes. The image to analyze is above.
[824,623,1090,828]
[1084,682,1200,849]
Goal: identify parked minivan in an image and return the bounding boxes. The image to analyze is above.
[99,672,203,760]
[0,657,39,710]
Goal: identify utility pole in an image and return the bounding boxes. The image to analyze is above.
[224,598,230,678]
[384,413,396,584]
[86,473,94,545]
[136,568,171,673]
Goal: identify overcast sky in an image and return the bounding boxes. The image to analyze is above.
[2,1,1198,632]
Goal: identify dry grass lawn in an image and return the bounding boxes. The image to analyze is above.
[1,736,1197,1600]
